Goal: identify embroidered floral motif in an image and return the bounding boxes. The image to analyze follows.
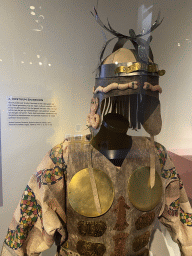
[154,142,167,170]
[180,208,192,226]
[167,198,180,216]
[36,167,64,187]
[50,142,65,168]
[4,186,42,249]
[161,167,177,179]
[177,173,184,190]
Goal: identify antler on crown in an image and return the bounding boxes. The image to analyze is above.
[91,7,163,64]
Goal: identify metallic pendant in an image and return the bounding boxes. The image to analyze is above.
[128,167,162,211]
[68,168,114,217]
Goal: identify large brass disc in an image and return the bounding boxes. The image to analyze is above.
[68,168,114,217]
[128,167,162,211]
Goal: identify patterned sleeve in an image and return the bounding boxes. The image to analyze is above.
[1,141,69,256]
[156,142,192,256]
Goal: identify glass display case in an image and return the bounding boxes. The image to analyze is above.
[0,0,192,255]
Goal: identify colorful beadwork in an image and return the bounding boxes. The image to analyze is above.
[177,173,184,190]
[36,142,67,188]
[36,167,64,187]
[4,186,42,249]
[161,167,177,179]
[168,198,180,217]
[180,208,192,226]
[50,142,65,168]
[154,142,167,170]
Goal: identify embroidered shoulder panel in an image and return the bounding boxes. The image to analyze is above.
[4,185,42,250]
[161,167,177,179]
[161,167,183,190]
[50,142,66,168]
[154,142,167,170]
[36,166,65,187]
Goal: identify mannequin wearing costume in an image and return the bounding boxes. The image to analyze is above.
[2,9,192,256]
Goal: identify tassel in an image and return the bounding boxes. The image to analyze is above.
[149,135,156,188]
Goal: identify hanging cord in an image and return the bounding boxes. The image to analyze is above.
[88,145,102,214]
[149,135,155,188]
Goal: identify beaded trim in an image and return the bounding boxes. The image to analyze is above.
[4,186,42,249]
[180,208,192,226]
[154,142,167,170]
[36,167,65,187]
[168,198,180,217]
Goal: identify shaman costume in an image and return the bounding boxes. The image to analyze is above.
[1,8,192,256]
[1,138,192,256]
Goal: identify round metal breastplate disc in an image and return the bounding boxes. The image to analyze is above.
[68,168,114,217]
[128,166,162,211]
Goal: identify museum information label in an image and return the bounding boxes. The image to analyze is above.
[7,96,57,126]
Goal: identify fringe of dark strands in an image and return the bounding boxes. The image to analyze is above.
[105,97,110,116]
[107,97,112,116]
[138,94,146,125]
[124,95,129,124]
[130,95,137,129]
[100,95,143,130]
[111,97,117,114]
[100,98,105,120]
[137,94,141,129]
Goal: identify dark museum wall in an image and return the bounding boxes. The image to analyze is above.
[0,0,192,255]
